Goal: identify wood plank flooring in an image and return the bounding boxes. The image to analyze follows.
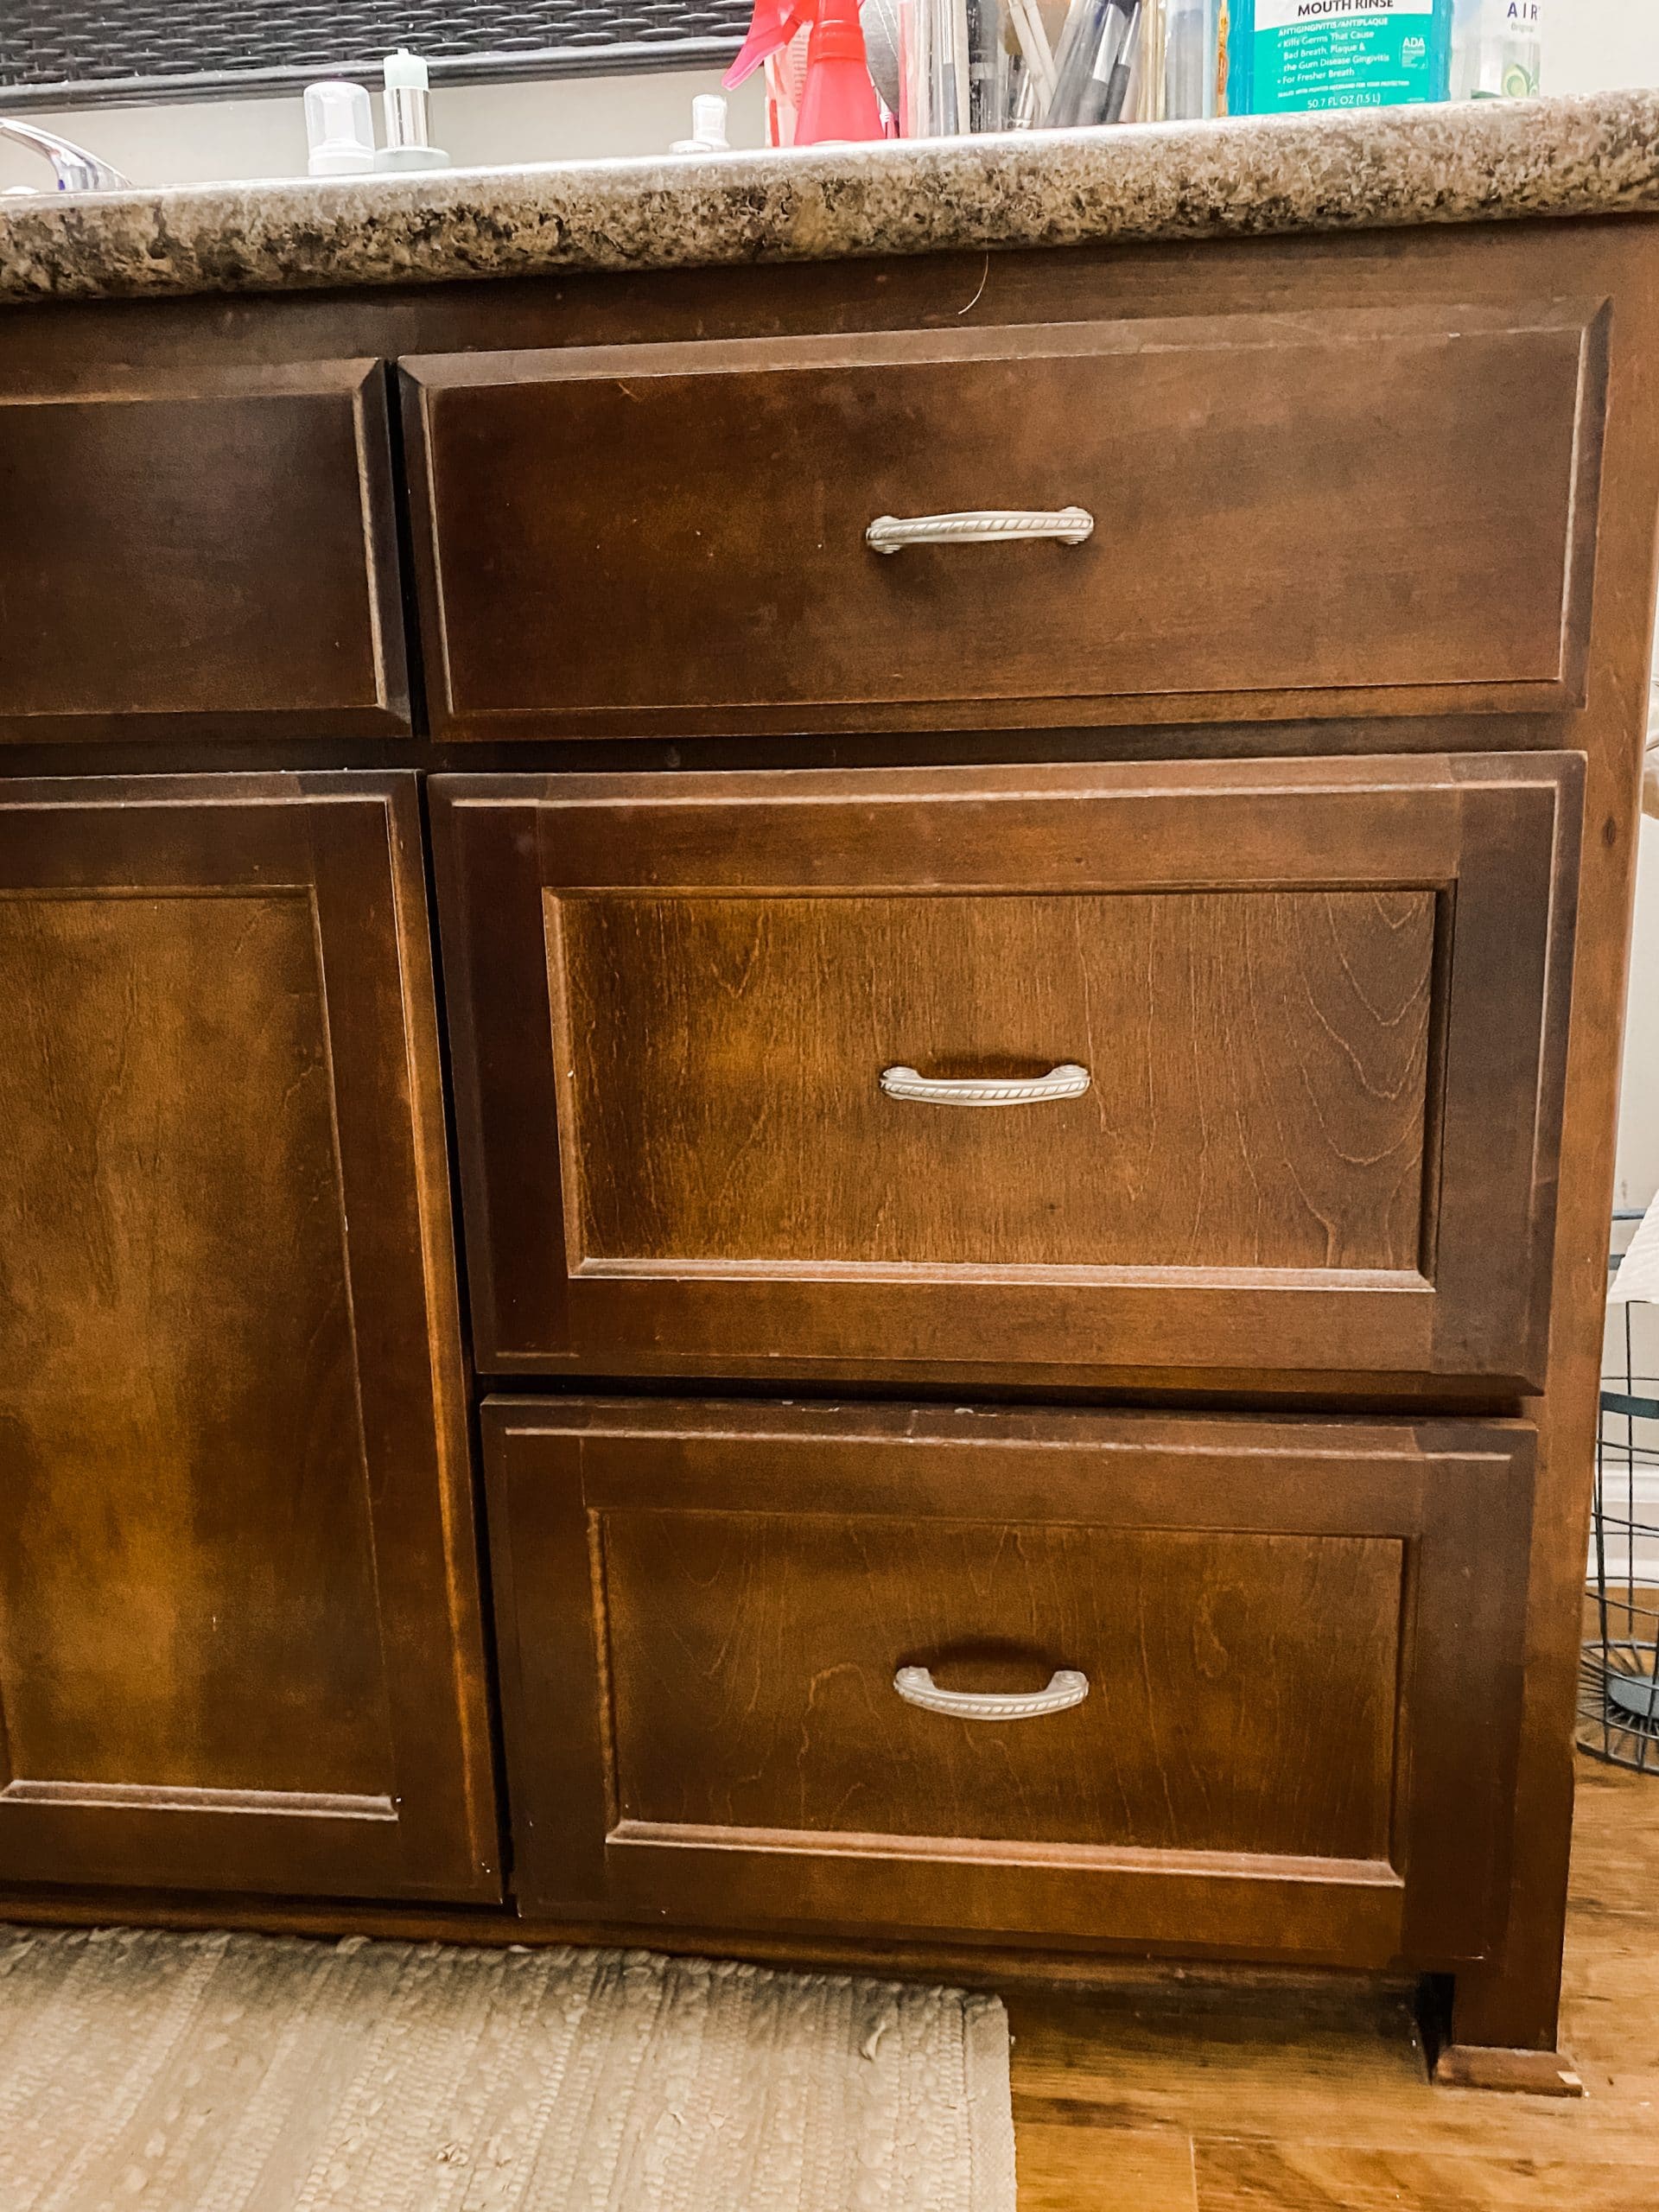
[1010,1759,1659,2210]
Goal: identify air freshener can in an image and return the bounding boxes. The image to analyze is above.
[1471,0,1541,99]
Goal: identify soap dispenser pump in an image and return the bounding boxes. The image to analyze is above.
[376,48,449,171]
[304,80,376,177]
[671,94,732,153]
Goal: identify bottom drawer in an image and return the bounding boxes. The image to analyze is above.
[484,1400,1534,1967]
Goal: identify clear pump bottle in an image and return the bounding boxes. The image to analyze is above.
[376,48,449,172]
[303,81,375,177]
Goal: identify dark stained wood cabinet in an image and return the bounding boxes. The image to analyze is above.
[484,1399,1534,1966]
[0,363,409,746]
[0,775,498,1900]
[3,207,1657,2080]
[402,301,1606,740]
[432,754,1580,1390]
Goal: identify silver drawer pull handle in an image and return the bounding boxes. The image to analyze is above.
[865,507,1095,555]
[893,1667,1090,1722]
[880,1063,1090,1108]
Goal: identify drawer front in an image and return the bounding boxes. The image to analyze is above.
[486,1400,1534,1964]
[402,302,1605,737]
[0,363,407,744]
[433,754,1580,1389]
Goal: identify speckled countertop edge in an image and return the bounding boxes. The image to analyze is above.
[3,89,1657,307]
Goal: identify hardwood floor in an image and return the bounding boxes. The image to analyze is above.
[1010,1758,1659,2209]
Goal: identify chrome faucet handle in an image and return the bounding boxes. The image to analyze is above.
[0,119,130,194]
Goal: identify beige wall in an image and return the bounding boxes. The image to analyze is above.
[1570,0,1659,1219]
[1546,0,1659,93]
[1618,825,1658,1216]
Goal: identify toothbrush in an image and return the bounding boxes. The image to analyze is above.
[1047,0,1134,127]
[1007,0,1058,111]
[1102,0,1144,121]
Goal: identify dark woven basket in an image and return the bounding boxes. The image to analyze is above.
[1579,1217,1659,1774]
[0,2,748,107]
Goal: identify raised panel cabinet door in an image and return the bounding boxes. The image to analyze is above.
[401,300,1606,738]
[485,1399,1535,1966]
[432,753,1580,1391]
[0,774,498,1901]
[0,363,409,745]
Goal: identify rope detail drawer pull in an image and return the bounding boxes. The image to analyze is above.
[879,1064,1090,1107]
[893,1668,1091,1722]
[865,507,1095,554]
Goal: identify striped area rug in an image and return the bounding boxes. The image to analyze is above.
[0,1924,1014,2211]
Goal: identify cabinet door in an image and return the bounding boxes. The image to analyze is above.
[486,1400,1535,1967]
[0,775,498,1901]
[0,363,408,745]
[433,753,1580,1392]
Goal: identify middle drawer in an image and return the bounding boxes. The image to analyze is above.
[432,754,1577,1390]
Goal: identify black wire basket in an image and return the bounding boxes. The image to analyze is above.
[1579,1212,1659,1771]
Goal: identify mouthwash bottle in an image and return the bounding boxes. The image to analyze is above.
[1229,2,1453,114]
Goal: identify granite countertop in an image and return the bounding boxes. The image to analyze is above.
[3,88,1657,307]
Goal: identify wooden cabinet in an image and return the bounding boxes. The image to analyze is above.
[5,211,1657,2073]
[433,753,1580,1391]
[0,364,408,745]
[0,774,498,1900]
[402,302,1606,739]
[485,1399,1534,1965]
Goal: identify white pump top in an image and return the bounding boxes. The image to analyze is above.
[383,47,430,92]
[671,93,731,155]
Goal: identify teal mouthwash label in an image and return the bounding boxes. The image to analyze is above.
[1243,1,1451,113]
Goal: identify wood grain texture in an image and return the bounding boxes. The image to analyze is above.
[1194,2143,1635,2208]
[0,775,497,1902]
[0,214,1631,747]
[402,303,1605,737]
[0,890,390,1799]
[604,1516,1402,1858]
[0,362,408,745]
[485,1397,1533,1966]
[556,889,1434,1271]
[1430,2048,1584,2096]
[433,753,1577,1389]
[1003,1766,1659,2205]
[0,212,1654,2071]
[1444,239,1659,2057]
[1017,2124,1198,2212]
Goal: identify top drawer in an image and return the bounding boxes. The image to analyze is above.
[402,302,1606,739]
[0,362,408,745]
